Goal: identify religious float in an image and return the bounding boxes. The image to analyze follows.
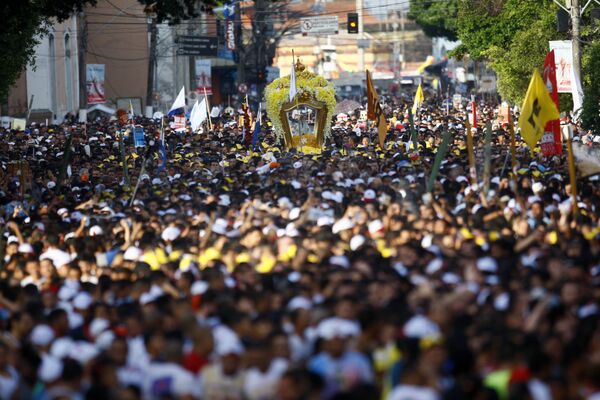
[265,59,336,153]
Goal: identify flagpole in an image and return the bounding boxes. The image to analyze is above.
[508,107,518,191]
[566,123,579,215]
[465,116,477,186]
[203,87,213,131]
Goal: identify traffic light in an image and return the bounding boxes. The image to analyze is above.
[347,13,358,34]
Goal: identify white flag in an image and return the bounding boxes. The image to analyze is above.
[190,99,207,132]
[289,59,297,102]
[168,86,186,116]
[571,66,584,122]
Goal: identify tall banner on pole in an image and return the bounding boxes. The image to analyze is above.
[224,2,236,51]
[195,59,212,95]
[549,40,573,93]
[541,50,562,156]
[86,64,106,104]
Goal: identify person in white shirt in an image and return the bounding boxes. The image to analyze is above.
[143,338,201,400]
[243,340,289,400]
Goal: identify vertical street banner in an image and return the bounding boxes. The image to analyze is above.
[224,2,236,51]
[133,127,146,148]
[195,59,212,95]
[86,64,106,104]
[541,50,562,156]
[549,40,573,93]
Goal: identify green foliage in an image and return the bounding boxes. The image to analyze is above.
[0,0,97,101]
[408,0,459,41]
[482,8,558,104]
[0,0,216,104]
[581,41,600,131]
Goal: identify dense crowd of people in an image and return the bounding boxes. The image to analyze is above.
[0,94,599,400]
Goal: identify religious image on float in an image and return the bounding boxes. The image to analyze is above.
[265,59,336,153]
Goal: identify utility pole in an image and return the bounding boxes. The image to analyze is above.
[235,1,245,88]
[78,11,88,110]
[147,19,157,111]
[356,0,364,72]
[571,0,582,81]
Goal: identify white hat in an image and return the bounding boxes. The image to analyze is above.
[477,257,498,273]
[317,216,335,227]
[50,337,75,359]
[425,258,444,275]
[212,218,229,235]
[72,292,93,310]
[293,161,303,169]
[332,218,354,234]
[350,235,366,251]
[89,318,110,339]
[95,331,115,351]
[58,285,78,302]
[161,226,181,242]
[403,314,441,339]
[329,255,350,269]
[363,189,376,201]
[532,182,544,194]
[30,324,55,347]
[89,225,104,236]
[123,246,143,261]
[190,281,209,296]
[38,355,63,383]
[287,296,313,310]
[218,194,231,206]
[18,243,34,254]
[316,317,361,340]
[7,235,19,245]
[368,219,384,236]
[289,207,301,220]
[69,341,99,365]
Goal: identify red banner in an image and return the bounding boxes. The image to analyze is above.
[542,50,562,156]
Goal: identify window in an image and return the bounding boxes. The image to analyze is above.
[48,33,57,116]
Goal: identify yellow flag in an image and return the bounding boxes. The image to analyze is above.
[519,70,560,150]
[412,84,424,115]
[366,69,387,148]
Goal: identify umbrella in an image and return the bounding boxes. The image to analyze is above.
[335,99,362,114]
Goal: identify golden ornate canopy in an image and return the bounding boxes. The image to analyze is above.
[265,60,336,152]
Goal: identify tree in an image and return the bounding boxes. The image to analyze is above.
[408,0,459,41]
[0,0,217,104]
[0,0,97,101]
[410,0,565,105]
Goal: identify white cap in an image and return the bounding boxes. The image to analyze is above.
[123,246,143,261]
[332,218,354,234]
[403,315,441,338]
[89,225,104,236]
[368,219,384,236]
[38,355,63,383]
[363,189,376,201]
[161,226,181,242]
[350,235,366,251]
[329,255,350,269]
[30,325,55,347]
[89,318,110,339]
[72,291,93,310]
[477,257,498,273]
[18,243,35,254]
